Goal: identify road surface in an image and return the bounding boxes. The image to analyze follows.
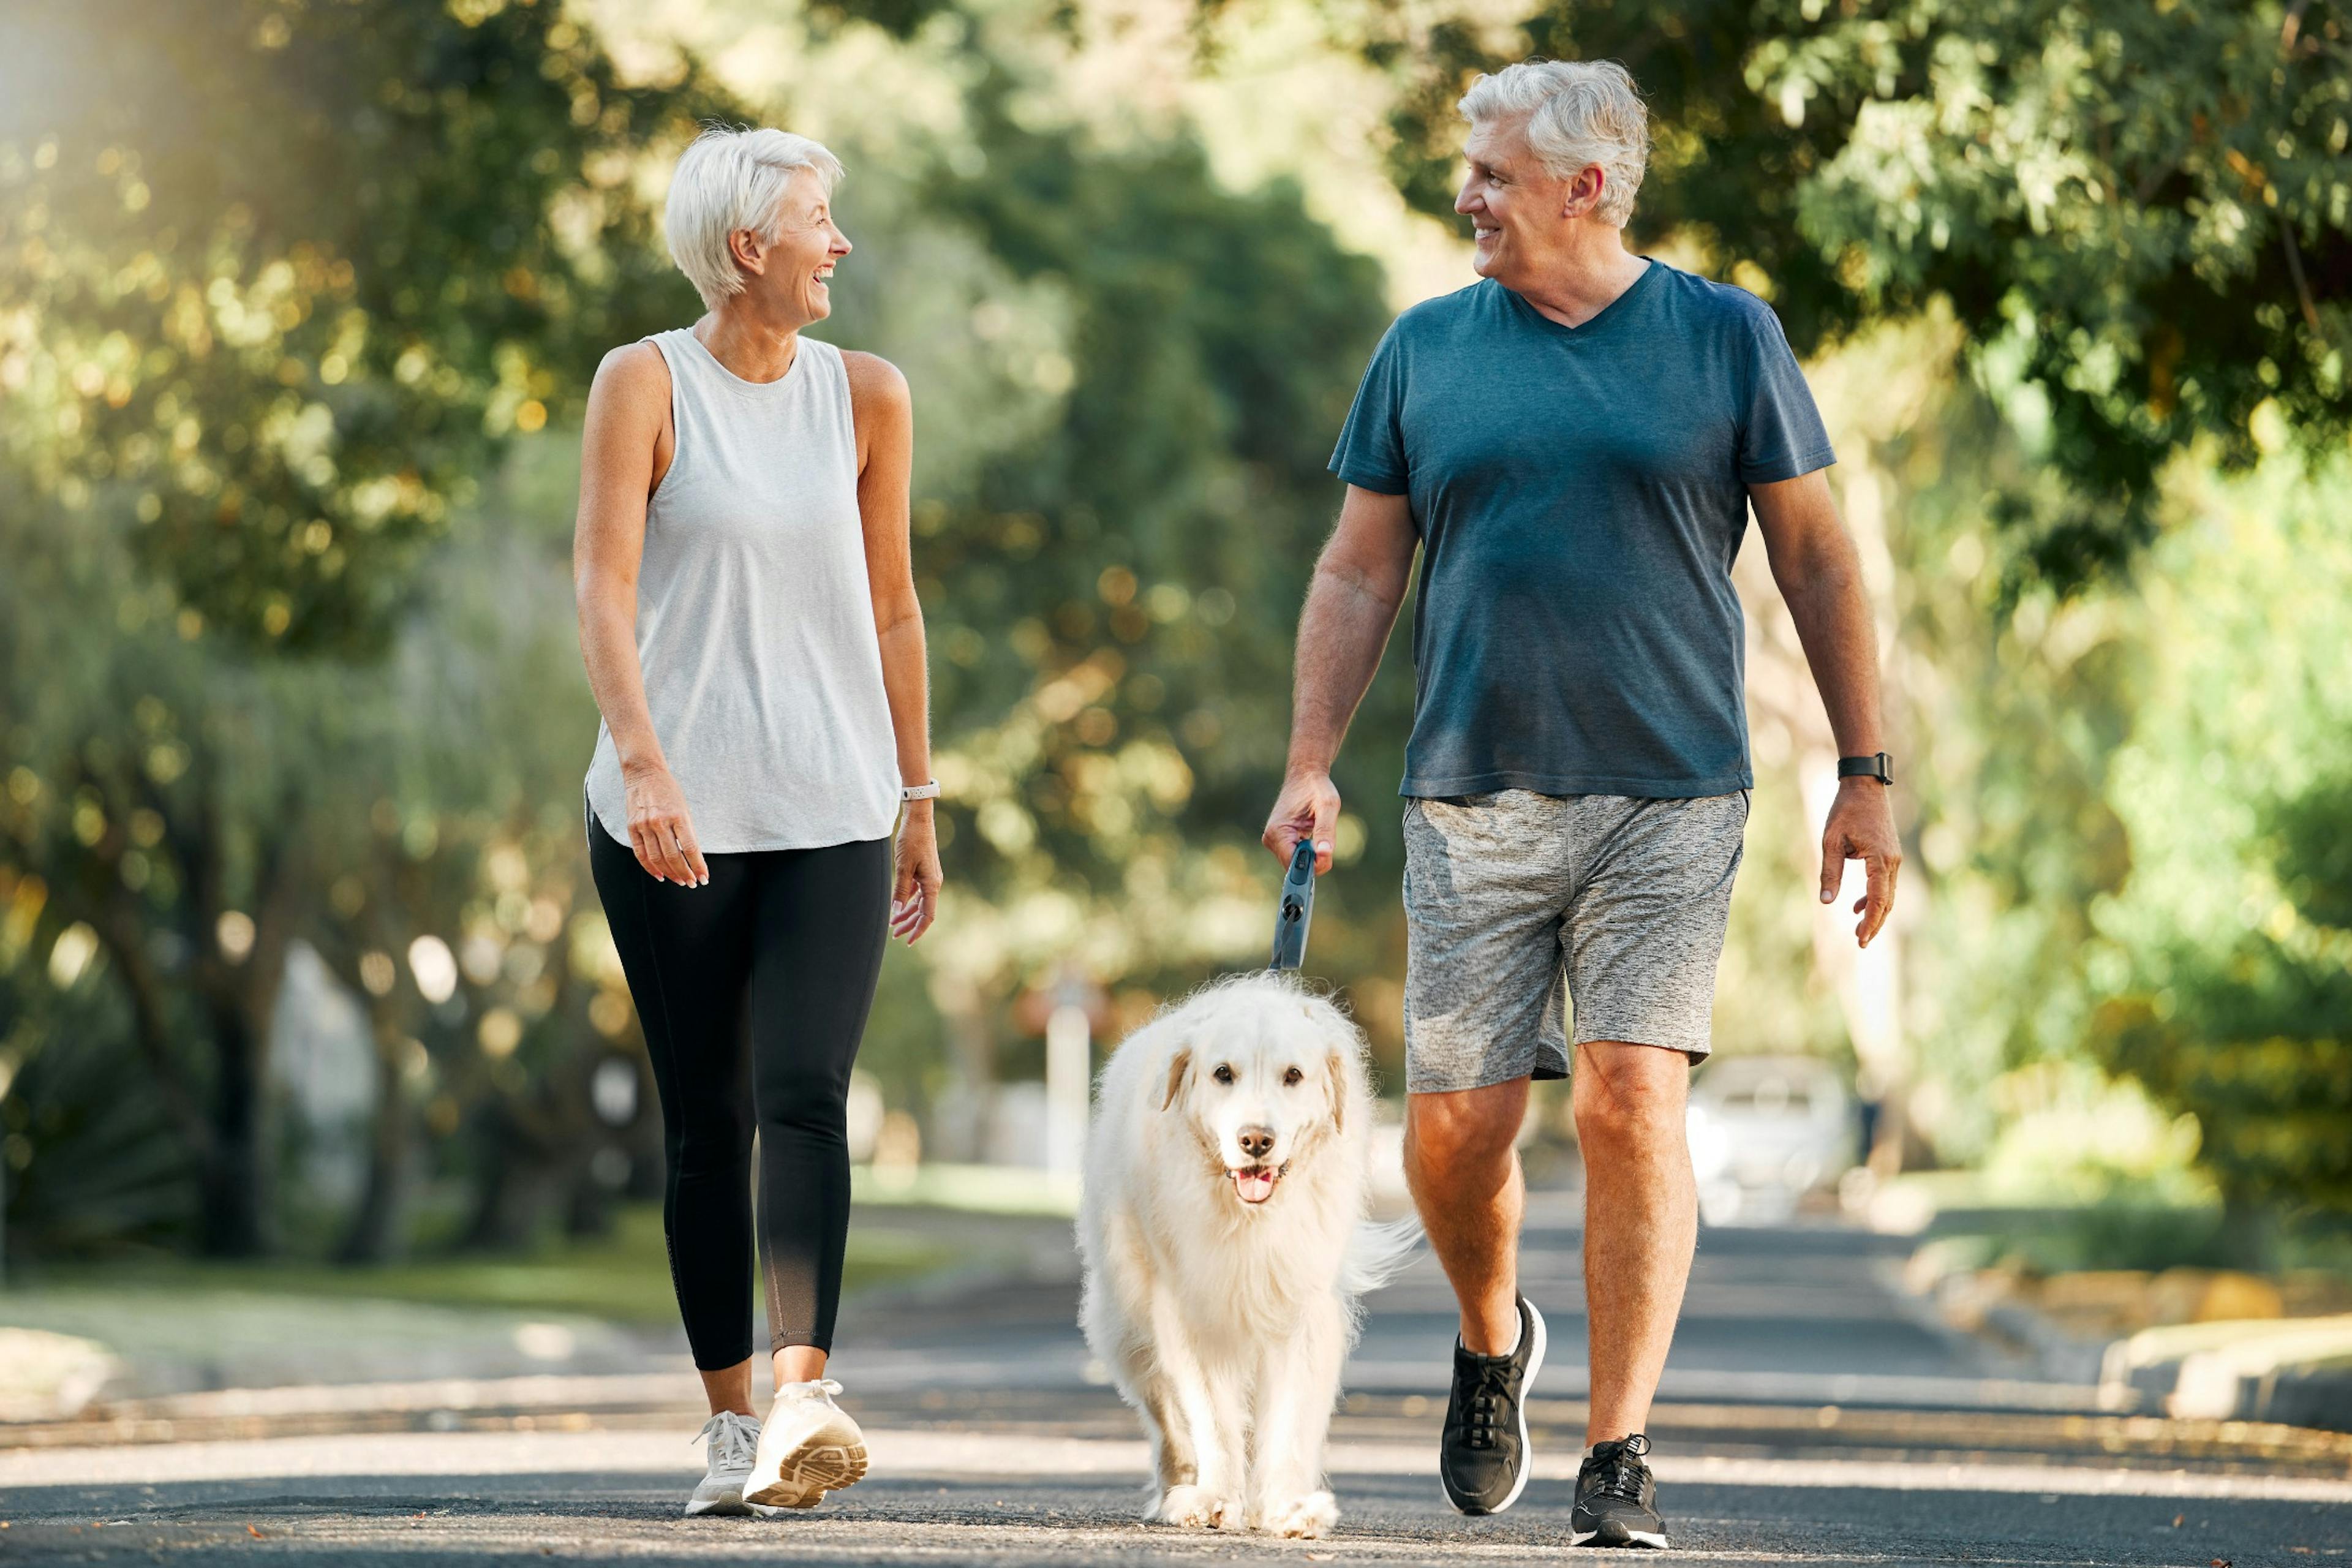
[5,1193,2348,1565]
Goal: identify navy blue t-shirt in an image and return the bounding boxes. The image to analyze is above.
[1330,263,1834,799]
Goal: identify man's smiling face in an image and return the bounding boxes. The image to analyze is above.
[1455,115,1575,288]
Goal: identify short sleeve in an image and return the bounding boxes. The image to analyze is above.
[1329,325,1409,494]
[1736,305,1836,484]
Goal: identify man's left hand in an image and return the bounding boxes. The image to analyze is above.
[1819,778,1901,948]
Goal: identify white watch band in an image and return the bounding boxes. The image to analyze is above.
[901,782,941,801]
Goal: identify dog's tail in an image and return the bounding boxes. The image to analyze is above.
[1341,1215,1424,1298]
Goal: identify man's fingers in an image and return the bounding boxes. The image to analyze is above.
[1819,833,1844,904]
[1310,798,1340,875]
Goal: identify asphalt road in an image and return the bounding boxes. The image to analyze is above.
[6,1194,2350,1566]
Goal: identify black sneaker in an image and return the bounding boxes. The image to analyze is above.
[1438,1295,1546,1515]
[1571,1433,1669,1548]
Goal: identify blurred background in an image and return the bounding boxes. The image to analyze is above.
[1,0,2348,1415]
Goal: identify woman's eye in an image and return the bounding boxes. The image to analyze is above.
[1283,1067,1304,1087]
[1213,1065,1235,1084]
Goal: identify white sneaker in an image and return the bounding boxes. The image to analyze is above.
[743,1379,869,1509]
[685,1410,782,1518]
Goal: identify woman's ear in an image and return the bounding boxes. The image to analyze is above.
[1159,1046,1193,1112]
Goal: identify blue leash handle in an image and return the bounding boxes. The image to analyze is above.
[1268,838,1317,972]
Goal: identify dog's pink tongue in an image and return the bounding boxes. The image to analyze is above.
[1234,1167,1276,1204]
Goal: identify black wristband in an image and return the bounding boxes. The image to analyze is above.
[1837,752,1894,786]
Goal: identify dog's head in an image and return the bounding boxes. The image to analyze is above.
[1155,975,1365,1210]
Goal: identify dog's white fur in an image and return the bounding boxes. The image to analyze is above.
[1078,973,1414,1539]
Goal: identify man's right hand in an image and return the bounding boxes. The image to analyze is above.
[1263,769,1343,875]
[623,761,709,887]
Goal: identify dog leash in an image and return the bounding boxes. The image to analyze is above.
[1268,838,1318,972]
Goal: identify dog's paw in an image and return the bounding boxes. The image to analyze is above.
[1258,1490,1339,1539]
[1150,1485,1234,1529]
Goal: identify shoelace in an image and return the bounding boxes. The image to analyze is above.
[1455,1358,1517,1452]
[1583,1433,1653,1502]
[779,1378,843,1401]
[694,1411,760,1471]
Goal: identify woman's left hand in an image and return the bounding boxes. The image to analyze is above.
[891,802,943,943]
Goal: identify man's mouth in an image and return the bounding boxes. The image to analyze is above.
[1231,1164,1281,1205]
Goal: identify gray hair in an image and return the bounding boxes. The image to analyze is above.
[663,125,845,309]
[1458,59,1649,228]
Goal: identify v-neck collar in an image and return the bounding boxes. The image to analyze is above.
[1497,257,1659,338]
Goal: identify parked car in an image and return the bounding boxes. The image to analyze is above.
[1685,1055,1857,1225]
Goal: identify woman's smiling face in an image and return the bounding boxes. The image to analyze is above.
[741,165,851,325]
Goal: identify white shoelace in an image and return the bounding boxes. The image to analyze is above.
[778,1378,843,1402]
[694,1411,760,1471]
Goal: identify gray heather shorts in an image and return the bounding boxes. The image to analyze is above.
[1401,788,1749,1093]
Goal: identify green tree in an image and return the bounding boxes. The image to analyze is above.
[0,0,724,1254]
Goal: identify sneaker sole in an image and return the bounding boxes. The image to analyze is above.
[1570,1527,1670,1549]
[684,1494,783,1519]
[1442,1299,1548,1517]
[744,1436,869,1510]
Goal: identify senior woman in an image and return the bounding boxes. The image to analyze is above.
[575,125,940,1518]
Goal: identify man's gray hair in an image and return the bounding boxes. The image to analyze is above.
[1458,59,1649,228]
[664,125,845,309]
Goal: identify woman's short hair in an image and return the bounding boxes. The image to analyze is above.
[1458,60,1649,228]
[664,125,845,309]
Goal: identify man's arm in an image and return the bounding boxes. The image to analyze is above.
[1261,484,1419,873]
[1749,469,1901,947]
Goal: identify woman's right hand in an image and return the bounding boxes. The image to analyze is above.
[623,763,709,886]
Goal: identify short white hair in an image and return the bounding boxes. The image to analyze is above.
[1458,59,1649,228]
[663,125,845,309]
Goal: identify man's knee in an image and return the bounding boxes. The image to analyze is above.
[1405,1079,1528,1181]
[1572,1042,1689,1151]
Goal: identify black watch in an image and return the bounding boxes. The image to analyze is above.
[1837,752,1894,786]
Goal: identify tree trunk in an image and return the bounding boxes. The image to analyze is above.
[336,1019,413,1264]
[196,993,270,1257]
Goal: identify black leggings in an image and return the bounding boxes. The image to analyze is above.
[587,807,892,1367]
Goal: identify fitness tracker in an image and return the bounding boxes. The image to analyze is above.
[1836,753,1894,786]
[900,782,941,801]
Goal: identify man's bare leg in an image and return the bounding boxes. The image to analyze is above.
[1404,1078,1528,1354]
[1572,1039,1697,1446]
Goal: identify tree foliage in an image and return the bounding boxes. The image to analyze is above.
[1,0,725,654]
[1367,0,2352,595]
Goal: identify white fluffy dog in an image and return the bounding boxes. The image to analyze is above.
[1079,973,1414,1539]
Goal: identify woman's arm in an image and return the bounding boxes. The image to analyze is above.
[573,342,709,888]
[843,350,940,943]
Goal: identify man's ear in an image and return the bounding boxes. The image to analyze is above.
[1159,1047,1193,1112]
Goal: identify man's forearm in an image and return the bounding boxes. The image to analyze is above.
[1286,565,1406,777]
[1776,548,1884,758]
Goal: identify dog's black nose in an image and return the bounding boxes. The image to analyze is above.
[1238,1125,1276,1160]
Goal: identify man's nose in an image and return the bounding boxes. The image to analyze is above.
[1238,1125,1275,1161]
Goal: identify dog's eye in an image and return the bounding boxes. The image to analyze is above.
[1212,1064,1234,1085]
[1283,1066,1304,1087]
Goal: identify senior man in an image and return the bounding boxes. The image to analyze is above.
[1262,59,1900,1548]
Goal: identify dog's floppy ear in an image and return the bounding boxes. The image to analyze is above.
[1159,1046,1193,1112]
[1324,1046,1348,1133]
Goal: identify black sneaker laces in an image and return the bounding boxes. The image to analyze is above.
[1585,1433,1652,1501]
[1457,1357,1517,1451]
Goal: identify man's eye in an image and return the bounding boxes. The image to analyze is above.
[1283,1067,1304,1087]
[1213,1065,1235,1084]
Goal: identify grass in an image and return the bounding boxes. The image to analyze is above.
[6,1203,967,1329]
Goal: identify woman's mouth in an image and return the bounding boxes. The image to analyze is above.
[1232,1164,1280,1205]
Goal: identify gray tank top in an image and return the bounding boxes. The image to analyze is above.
[586,328,900,853]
